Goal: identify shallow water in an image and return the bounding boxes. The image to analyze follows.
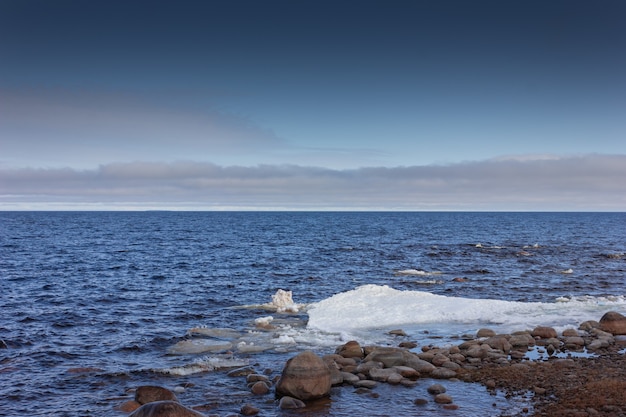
[1,211,625,416]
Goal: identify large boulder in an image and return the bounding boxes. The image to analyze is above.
[275,351,331,401]
[599,311,626,335]
[129,401,205,417]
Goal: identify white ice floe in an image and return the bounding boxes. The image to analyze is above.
[236,341,273,353]
[394,269,442,276]
[306,284,626,336]
[254,316,274,326]
[186,327,242,339]
[270,289,300,313]
[167,339,233,355]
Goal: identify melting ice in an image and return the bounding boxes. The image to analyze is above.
[306,284,626,336]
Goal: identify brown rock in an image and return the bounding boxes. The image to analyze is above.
[250,381,270,395]
[327,354,357,367]
[275,351,331,401]
[278,396,306,409]
[369,367,401,382]
[322,356,344,386]
[363,347,406,367]
[354,380,378,389]
[392,365,420,379]
[355,360,383,374]
[240,404,259,416]
[562,328,579,337]
[434,393,453,404]
[599,311,626,335]
[476,328,496,338]
[564,336,585,348]
[135,386,178,405]
[129,401,205,417]
[531,326,558,339]
[404,356,436,374]
[116,400,141,412]
[387,373,403,384]
[484,335,512,353]
[508,333,535,348]
[340,371,360,384]
[427,383,446,394]
[246,374,269,384]
[431,367,457,379]
[579,320,600,331]
[431,353,449,366]
[442,361,461,370]
[335,340,364,358]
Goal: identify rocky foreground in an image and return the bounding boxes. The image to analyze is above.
[118,311,626,417]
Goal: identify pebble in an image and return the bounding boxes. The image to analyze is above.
[240,404,259,416]
[434,393,453,404]
[278,396,306,409]
[427,384,447,394]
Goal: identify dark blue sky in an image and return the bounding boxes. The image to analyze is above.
[1,0,625,209]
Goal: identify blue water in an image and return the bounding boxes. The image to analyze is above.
[1,211,625,416]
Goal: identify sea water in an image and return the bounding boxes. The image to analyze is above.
[1,211,625,416]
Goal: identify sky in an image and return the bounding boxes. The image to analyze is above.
[1,0,625,210]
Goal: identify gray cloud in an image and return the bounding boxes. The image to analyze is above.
[0,89,286,168]
[1,155,625,210]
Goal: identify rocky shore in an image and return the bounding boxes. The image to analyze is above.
[117,311,626,417]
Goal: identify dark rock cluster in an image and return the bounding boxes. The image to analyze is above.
[117,311,626,416]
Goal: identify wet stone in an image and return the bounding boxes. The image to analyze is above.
[427,384,447,395]
[354,380,378,389]
[278,396,306,409]
[434,393,453,404]
[134,386,178,405]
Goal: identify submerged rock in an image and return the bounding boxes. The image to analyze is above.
[278,396,306,409]
[240,404,260,416]
[129,400,205,417]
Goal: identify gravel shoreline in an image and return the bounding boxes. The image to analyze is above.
[460,348,626,416]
